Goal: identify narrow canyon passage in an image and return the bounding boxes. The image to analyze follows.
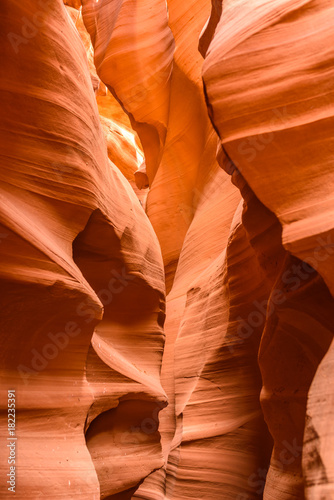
[0,1,334,499]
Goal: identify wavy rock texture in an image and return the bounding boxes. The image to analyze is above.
[65,5,147,206]
[164,198,271,500]
[134,162,243,500]
[1,0,334,499]
[80,0,174,186]
[145,0,220,291]
[203,0,334,286]
[0,1,165,498]
[203,1,334,499]
[237,175,334,500]
[80,0,220,291]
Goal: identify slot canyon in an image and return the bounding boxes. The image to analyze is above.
[0,0,334,499]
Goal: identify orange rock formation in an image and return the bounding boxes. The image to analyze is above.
[1,0,333,499]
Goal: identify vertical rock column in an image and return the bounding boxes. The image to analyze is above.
[0,1,166,498]
[202,0,334,498]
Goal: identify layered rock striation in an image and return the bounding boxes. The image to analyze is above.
[1,0,334,499]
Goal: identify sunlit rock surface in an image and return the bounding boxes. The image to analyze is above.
[0,0,334,499]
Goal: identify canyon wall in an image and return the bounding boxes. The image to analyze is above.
[0,0,333,499]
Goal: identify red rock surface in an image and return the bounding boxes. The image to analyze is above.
[1,0,334,499]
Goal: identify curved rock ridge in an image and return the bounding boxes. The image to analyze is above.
[202,1,334,499]
[238,175,334,500]
[146,0,220,292]
[0,1,166,498]
[80,0,175,185]
[132,152,242,500]
[1,0,334,499]
[79,0,220,291]
[65,5,148,206]
[166,202,270,500]
[203,0,334,288]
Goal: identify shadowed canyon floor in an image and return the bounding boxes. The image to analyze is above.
[1,0,334,499]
